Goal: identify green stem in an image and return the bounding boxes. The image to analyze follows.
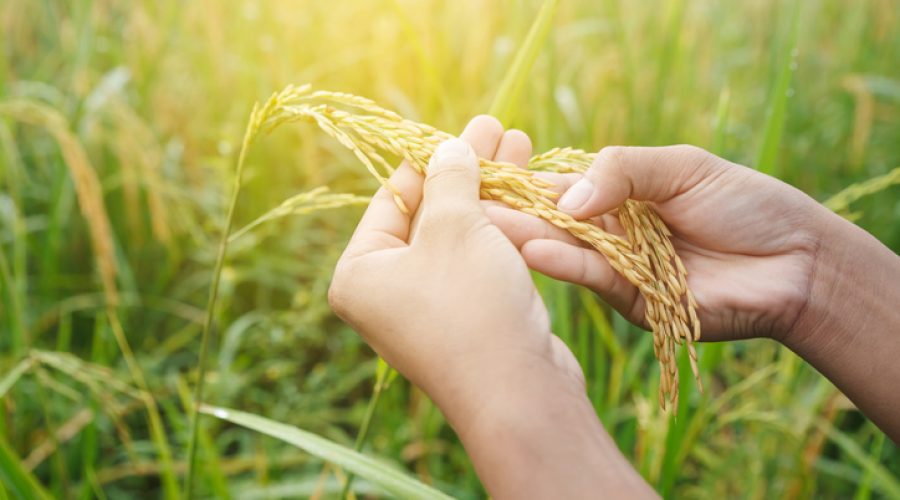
[106,309,179,499]
[183,109,256,498]
[0,246,26,357]
[341,364,390,499]
[488,0,559,125]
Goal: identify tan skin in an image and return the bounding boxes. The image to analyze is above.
[329,116,900,498]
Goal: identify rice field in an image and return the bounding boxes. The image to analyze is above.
[1,0,899,498]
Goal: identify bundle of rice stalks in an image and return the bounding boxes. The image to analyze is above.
[243,84,702,410]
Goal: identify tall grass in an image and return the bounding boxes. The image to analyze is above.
[1,0,898,498]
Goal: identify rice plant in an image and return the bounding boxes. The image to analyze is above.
[1,0,898,498]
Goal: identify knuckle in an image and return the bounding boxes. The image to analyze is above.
[424,201,473,226]
[421,204,483,240]
[671,144,722,178]
[670,144,712,168]
[593,146,629,177]
[426,163,475,184]
[671,144,706,158]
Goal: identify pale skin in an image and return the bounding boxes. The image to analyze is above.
[328,115,900,498]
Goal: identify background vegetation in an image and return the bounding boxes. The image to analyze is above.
[1,0,898,498]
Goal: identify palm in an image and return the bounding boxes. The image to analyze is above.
[656,165,819,340]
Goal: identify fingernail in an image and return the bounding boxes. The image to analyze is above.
[429,138,476,173]
[557,178,593,212]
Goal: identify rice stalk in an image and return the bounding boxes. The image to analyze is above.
[183,96,258,496]
[0,100,179,494]
[247,84,702,410]
[228,187,369,244]
[108,100,172,245]
[825,166,900,220]
[0,99,118,306]
[339,359,396,499]
[185,92,368,496]
[488,0,559,125]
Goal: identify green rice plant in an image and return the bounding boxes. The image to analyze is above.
[339,358,399,498]
[488,0,559,125]
[0,436,51,500]
[3,0,898,496]
[825,166,900,220]
[756,0,802,176]
[200,405,454,499]
[184,93,374,497]
[0,99,118,306]
[816,419,900,498]
[228,187,368,244]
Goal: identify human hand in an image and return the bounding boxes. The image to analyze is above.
[486,145,829,343]
[328,116,583,421]
[329,118,658,498]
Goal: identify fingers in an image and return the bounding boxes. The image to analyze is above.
[460,115,504,159]
[342,115,512,258]
[535,172,580,195]
[485,205,584,248]
[423,137,480,202]
[420,114,507,216]
[494,129,532,167]
[415,138,484,241]
[556,145,721,219]
[521,239,643,318]
[342,162,424,259]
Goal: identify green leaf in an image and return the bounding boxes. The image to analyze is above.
[0,358,33,399]
[488,0,559,125]
[817,420,900,499]
[200,405,454,500]
[0,436,51,500]
[755,0,802,176]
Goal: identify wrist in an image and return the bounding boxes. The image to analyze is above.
[429,346,654,498]
[780,209,900,441]
[424,343,585,434]
[783,208,899,359]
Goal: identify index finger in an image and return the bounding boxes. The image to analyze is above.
[342,162,424,259]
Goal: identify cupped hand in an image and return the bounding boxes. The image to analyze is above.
[486,145,831,342]
[328,116,584,424]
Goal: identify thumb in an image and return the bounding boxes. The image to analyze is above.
[422,138,481,212]
[556,145,720,219]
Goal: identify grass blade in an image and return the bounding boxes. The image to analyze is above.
[755,0,802,176]
[339,359,395,498]
[488,0,559,124]
[200,405,453,500]
[0,358,33,399]
[0,436,51,500]
[183,103,258,498]
[816,420,900,498]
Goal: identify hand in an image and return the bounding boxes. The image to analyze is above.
[487,144,900,443]
[486,145,828,343]
[329,115,583,416]
[329,117,656,498]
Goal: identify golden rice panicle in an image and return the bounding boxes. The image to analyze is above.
[0,100,119,307]
[247,84,702,411]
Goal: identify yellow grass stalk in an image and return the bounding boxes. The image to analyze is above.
[247,84,702,410]
[0,99,119,307]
